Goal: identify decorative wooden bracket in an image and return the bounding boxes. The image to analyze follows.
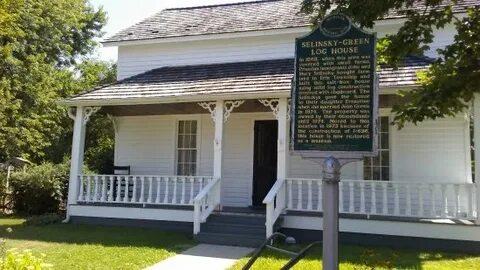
[83,107,101,125]
[198,102,217,121]
[198,100,245,123]
[223,100,244,122]
[259,99,291,120]
[259,99,280,119]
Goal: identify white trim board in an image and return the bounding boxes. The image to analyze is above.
[69,205,193,222]
[282,215,480,242]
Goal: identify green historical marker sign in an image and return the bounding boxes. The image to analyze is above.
[292,14,378,157]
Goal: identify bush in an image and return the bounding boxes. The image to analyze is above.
[9,162,69,215]
[24,213,64,226]
[0,249,52,269]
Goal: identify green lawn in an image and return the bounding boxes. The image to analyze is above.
[230,243,480,270]
[0,217,194,270]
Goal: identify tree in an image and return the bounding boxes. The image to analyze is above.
[301,0,480,127]
[0,0,107,162]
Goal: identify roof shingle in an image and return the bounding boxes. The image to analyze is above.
[104,0,479,43]
[66,56,433,105]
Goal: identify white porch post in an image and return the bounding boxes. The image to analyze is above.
[474,96,480,224]
[213,100,224,179]
[67,107,86,206]
[277,98,289,180]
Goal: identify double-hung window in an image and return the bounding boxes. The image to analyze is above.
[176,120,198,176]
[364,116,390,180]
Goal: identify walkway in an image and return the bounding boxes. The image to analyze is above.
[146,244,254,270]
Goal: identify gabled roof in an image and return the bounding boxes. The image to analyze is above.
[104,0,478,44]
[65,56,433,106]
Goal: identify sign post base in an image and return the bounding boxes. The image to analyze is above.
[322,156,341,270]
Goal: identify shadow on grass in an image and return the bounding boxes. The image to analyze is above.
[236,243,478,270]
[0,216,194,252]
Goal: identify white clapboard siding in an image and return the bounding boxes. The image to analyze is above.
[116,23,456,80]
[391,115,471,183]
[113,112,470,208]
[117,34,298,80]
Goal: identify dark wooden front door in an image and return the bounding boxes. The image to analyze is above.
[252,120,278,206]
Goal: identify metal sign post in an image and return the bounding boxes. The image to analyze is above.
[291,14,378,270]
[322,156,341,269]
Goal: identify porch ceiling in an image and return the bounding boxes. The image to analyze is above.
[64,57,432,107]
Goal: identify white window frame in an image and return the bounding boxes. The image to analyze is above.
[364,114,392,181]
[175,118,201,176]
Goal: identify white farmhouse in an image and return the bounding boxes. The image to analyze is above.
[63,0,480,251]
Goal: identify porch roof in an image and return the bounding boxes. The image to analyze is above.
[64,56,432,106]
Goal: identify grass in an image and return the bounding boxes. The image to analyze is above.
[230,243,480,270]
[0,216,194,270]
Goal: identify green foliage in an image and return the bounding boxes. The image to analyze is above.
[300,1,480,127]
[24,213,64,226]
[0,249,51,270]
[9,163,69,215]
[0,0,115,166]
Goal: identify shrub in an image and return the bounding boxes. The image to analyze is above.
[9,162,69,215]
[0,249,52,269]
[24,213,64,226]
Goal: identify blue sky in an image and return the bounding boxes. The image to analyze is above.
[90,0,242,62]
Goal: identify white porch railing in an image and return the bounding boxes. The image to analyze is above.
[77,175,213,205]
[265,178,480,237]
[193,177,222,235]
[263,178,287,237]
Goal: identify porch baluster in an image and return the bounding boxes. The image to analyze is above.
[288,180,293,209]
[155,177,161,204]
[131,176,138,203]
[382,182,387,215]
[100,176,107,202]
[418,184,424,217]
[454,184,460,216]
[147,176,153,203]
[430,184,436,217]
[93,176,99,202]
[467,184,473,218]
[115,176,122,202]
[394,183,400,216]
[307,180,312,210]
[189,177,195,204]
[371,182,376,214]
[317,180,322,211]
[86,175,92,202]
[123,176,129,203]
[297,180,302,210]
[406,183,412,216]
[78,175,84,201]
[348,182,353,213]
[163,177,169,204]
[441,184,448,217]
[360,182,365,214]
[172,177,178,204]
[181,177,186,205]
[139,176,145,203]
[108,176,114,202]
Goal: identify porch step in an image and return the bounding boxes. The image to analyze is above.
[195,232,265,247]
[195,212,283,247]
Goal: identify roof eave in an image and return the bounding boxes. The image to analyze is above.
[101,26,312,47]
[60,85,418,108]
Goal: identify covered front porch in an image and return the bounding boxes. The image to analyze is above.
[63,59,480,247]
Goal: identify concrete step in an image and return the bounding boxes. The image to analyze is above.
[195,232,265,248]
